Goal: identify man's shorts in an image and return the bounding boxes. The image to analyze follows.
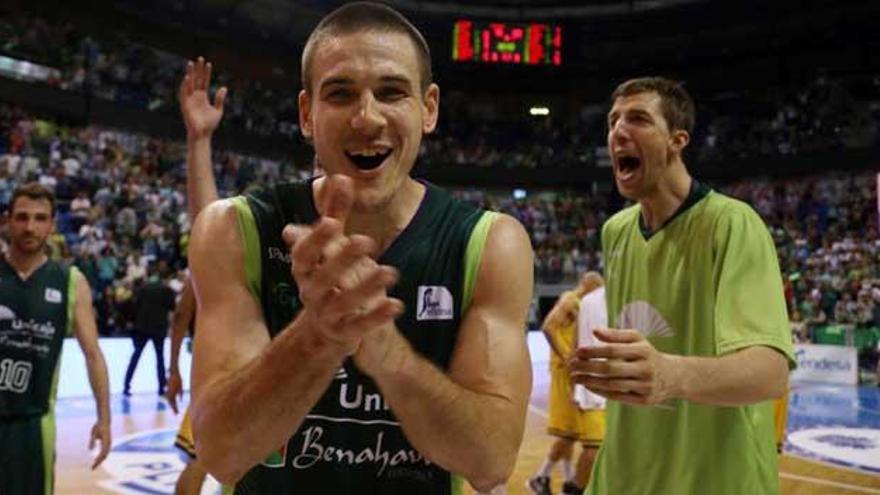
[0,412,54,495]
[547,364,606,447]
[175,406,197,463]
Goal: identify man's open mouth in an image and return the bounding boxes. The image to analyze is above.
[617,155,641,174]
[345,149,392,170]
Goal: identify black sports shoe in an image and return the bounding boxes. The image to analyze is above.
[526,475,552,495]
[561,481,583,495]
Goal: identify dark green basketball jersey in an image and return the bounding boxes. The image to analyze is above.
[0,258,75,417]
[230,180,496,494]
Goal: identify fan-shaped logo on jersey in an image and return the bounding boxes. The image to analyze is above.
[617,301,674,337]
[0,305,16,320]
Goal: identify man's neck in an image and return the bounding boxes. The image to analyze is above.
[5,248,49,280]
[347,180,426,254]
[639,161,693,232]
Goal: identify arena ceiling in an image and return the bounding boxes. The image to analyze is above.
[148,0,709,40]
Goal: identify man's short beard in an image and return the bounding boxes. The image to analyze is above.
[13,237,48,255]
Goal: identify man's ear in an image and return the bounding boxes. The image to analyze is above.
[298,89,313,140]
[670,129,690,154]
[422,83,440,134]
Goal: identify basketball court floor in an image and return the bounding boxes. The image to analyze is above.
[54,336,880,494]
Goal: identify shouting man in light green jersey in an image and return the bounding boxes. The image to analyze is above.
[569,77,795,495]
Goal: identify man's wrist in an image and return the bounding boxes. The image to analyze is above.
[662,353,687,401]
[295,310,358,361]
[186,133,214,145]
[366,326,410,381]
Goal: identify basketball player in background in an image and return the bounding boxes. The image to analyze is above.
[528,272,603,495]
[0,183,111,494]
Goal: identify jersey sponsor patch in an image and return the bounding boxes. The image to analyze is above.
[416,286,454,321]
[44,288,62,304]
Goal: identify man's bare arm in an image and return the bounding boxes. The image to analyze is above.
[71,271,111,469]
[165,278,195,414]
[355,215,534,491]
[179,56,224,220]
[571,329,788,407]
[190,183,401,483]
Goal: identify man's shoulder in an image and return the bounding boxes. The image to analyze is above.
[702,190,760,219]
[602,204,640,238]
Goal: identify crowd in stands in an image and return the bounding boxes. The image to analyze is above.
[0,104,302,335]
[1,12,878,167]
[1,103,878,343]
[0,13,300,139]
[727,174,880,338]
[0,12,878,349]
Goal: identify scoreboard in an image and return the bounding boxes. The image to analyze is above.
[452,20,562,66]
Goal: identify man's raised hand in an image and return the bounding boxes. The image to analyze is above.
[179,57,227,141]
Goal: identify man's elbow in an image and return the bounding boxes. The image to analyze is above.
[468,467,513,493]
[464,443,518,492]
[195,440,247,485]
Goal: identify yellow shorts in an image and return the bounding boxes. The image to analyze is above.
[175,406,197,462]
[547,364,606,447]
[774,394,789,452]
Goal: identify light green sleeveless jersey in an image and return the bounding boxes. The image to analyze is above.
[588,185,795,495]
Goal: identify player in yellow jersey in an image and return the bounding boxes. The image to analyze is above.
[528,272,604,495]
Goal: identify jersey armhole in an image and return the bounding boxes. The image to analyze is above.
[230,196,262,301]
[462,211,499,315]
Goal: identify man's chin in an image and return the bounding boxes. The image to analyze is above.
[615,182,640,201]
[15,241,47,255]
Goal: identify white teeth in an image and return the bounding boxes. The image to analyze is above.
[348,149,389,157]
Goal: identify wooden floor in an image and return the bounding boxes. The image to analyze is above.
[53,394,880,494]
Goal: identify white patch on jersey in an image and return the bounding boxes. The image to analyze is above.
[416,286,454,321]
[617,301,675,337]
[0,305,16,320]
[45,288,62,304]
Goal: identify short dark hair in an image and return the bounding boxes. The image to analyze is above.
[611,77,695,134]
[9,182,56,216]
[301,1,433,94]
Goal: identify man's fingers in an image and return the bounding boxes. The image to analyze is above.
[308,242,382,301]
[281,224,307,247]
[572,375,651,395]
[290,218,343,269]
[179,62,193,101]
[321,175,354,224]
[194,56,205,89]
[594,328,643,343]
[347,298,405,329]
[92,442,110,470]
[322,265,399,315]
[204,61,213,91]
[603,391,650,406]
[569,357,647,379]
[214,86,228,110]
[573,343,644,361]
